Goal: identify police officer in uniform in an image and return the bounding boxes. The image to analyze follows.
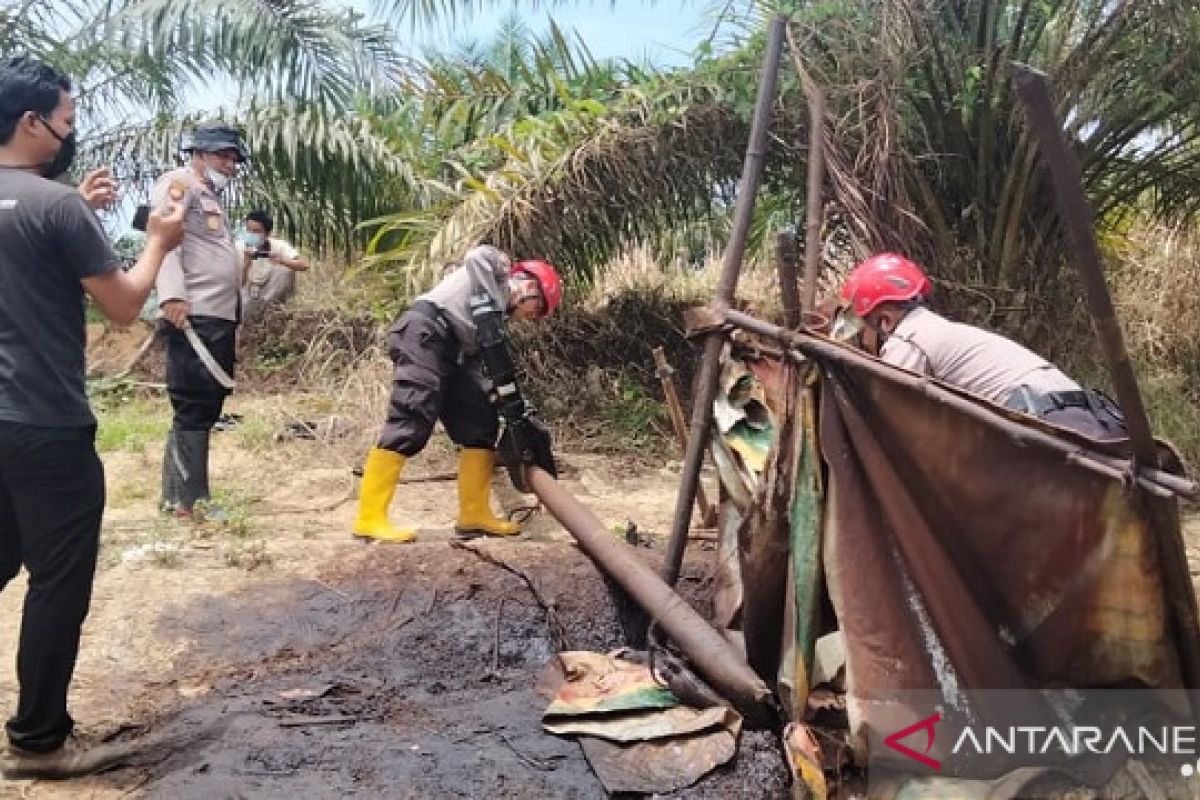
[154,123,248,519]
[835,253,1127,439]
[353,245,562,543]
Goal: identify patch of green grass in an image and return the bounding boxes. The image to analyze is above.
[206,487,261,537]
[602,373,668,448]
[94,396,171,454]
[205,487,273,570]
[230,415,276,452]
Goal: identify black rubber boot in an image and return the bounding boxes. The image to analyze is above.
[159,428,182,514]
[174,429,212,515]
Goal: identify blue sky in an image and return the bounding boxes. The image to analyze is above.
[409,1,713,66]
[188,1,714,112]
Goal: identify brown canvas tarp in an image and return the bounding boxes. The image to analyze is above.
[710,332,1197,776]
[817,353,1183,697]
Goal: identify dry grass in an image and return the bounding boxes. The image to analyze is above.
[1106,221,1200,470]
[1110,223,1200,386]
[212,230,1200,478]
[581,244,785,318]
[510,246,790,457]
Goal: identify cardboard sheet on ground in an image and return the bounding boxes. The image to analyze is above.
[541,651,677,717]
[577,727,739,795]
[540,652,743,794]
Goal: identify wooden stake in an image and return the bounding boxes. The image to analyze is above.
[653,347,717,527]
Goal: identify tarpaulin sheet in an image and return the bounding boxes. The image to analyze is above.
[718,337,1198,777]
[714,357,830,721]
[714,330,1194,751]
[816,354,1183,700]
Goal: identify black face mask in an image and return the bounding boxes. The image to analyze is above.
[37,116,77,180]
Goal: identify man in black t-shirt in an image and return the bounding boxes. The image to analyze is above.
[0,57,184,780]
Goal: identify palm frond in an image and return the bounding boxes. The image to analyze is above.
[101,0,409,108]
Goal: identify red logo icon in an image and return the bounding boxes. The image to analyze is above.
[884,712,942,770]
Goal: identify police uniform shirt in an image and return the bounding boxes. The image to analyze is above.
[880,306,1080,405]
[152,168,240,321]
[419,245,512,355]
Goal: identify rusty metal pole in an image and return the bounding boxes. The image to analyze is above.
[800,86,825,312]
[774,232,802,328]
[661,14,788,587]
[652,347,717,527]
[785,24,826,313]
[1016,65,1200,691]
[717,307,1196,501]
[1014,68,1156,461]
[527,466,774,726]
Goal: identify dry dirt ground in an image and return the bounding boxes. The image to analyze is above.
[0,390,789,800]
[1,376,1198,799]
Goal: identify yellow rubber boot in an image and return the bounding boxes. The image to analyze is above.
[352,447,417,543]
[455,448,520,537]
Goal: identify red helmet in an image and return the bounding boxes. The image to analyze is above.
[840,253,933,317]
[513,259,562,318]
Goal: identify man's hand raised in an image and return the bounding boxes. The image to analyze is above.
[78,167,118,210]
[146,203,186,253]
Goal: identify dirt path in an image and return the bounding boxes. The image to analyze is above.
[0,393,786,799]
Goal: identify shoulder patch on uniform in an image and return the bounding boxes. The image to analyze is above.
[169,180,187,201]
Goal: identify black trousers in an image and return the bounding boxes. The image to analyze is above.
[0,421,104,753]
[162,316,237,431]
[378,302,498,456]
[1042,404,1127,440]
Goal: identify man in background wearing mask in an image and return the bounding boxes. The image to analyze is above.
[0,56,185,778]
[152,122,247,521]
[240,208,308,324]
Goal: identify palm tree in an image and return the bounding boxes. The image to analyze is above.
[798,0,1200,311]
[363,0,1200,346]
[20,0,1196,331]
[363,13,668,293]
[4,0,413,256]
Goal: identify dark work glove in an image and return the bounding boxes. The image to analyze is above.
[497,409,557,493]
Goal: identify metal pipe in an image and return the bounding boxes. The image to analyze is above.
[527,466,775,727]
[801,107,825,309]
[662,14,788,587]
[775,232,802,328]
[785,23,826,313]
[1014,64,1200,692]
[800,85,825,313]
[720,307,1196,501]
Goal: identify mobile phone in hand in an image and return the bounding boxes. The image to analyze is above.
[132,204,150,232]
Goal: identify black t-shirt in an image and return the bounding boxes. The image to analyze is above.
[0,168,120,427]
